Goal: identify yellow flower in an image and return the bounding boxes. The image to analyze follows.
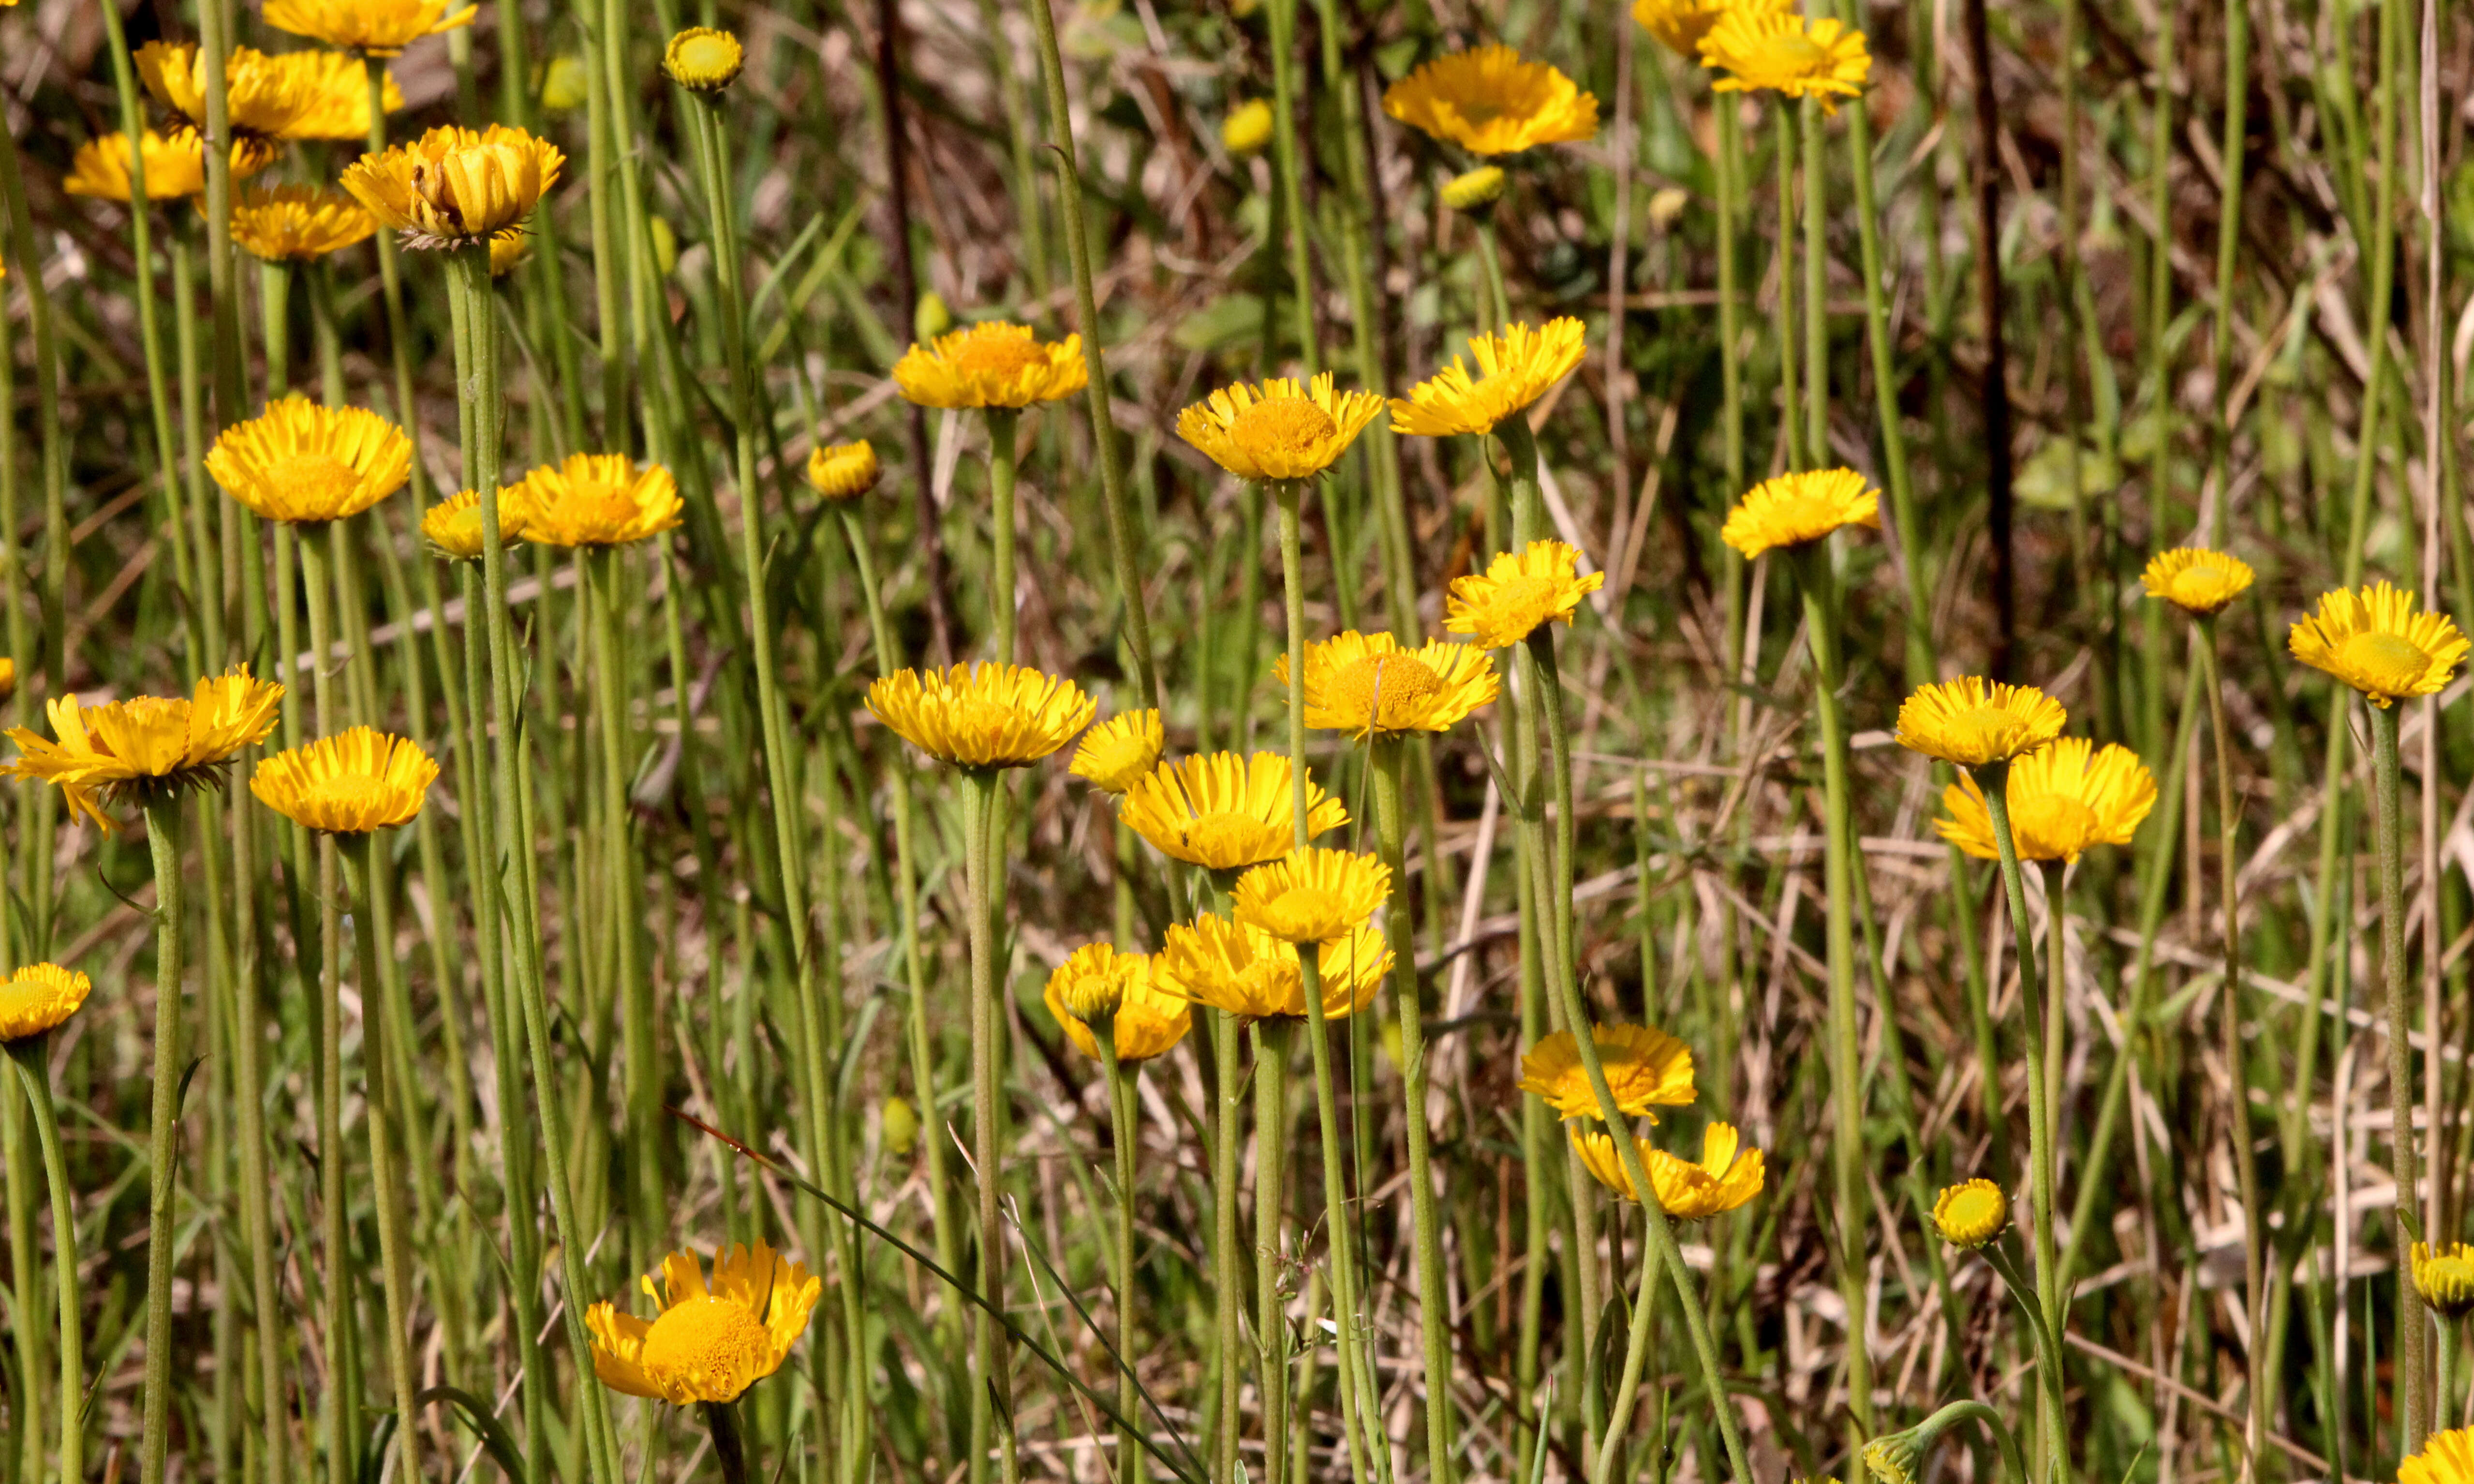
[892,322,1087,410]
[342,124,566,250]
[0,965,93,1043]
[1222,98,1275,155]
[507,455,682,547]
[6,668,285,829]
[1155,913,1391,1023]
[1042,943,1192,1062]
[1118,751,1346,870]
[0,659,15,702]
[587,1243,821,1405]
[206,397,413,525]
[1719,468,1881,558]
[1699,8,1872,115]
[1937,737,2158,864]
[1438,165,1506,212]
[263,0,476,55]
[1380,44,1600,155]
[1445,540,1604,648]
[2401,1428,2474,1484]
[2288,581,2470,707]
[806,441,881,501]
[1068,710,1166,796]
[1519,1023,1695,1120]
[249,727,437,835]
[2413,1242,2474,1321]
[1231,848,1390,945]
[228,185,379,263]
[1570,1123,1765,1218]
[866,663,1095,770]
[1275,631,1499,739]
[1176,373,1387,485]
[279,51,407,139]
[1930,1179,2007,1249]
[137,42,317,139]
[1633,0,1764,59]
[663,28,744,92]
[420,487,533,559]
[1388,318,1587,438]
[2141,547,2256,617]
[64,131,277,202]
[1892,678,2069,769]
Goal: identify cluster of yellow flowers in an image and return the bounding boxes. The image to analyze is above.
[1521,1022,1766,1218]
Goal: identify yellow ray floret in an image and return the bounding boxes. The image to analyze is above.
[229,185,379,263]
[2141,547,2256,617]
[1389,319,1588,438]
[866,663,1095,770]
[265,0,476,53]
[1699,9,1872,114]
[1720,468,1880,558]
[2414,1242,2474,1321]
[1893,677,2069,768]
[420,487,535,560]
[2401,1428,2474,1484]
[1930,1178,2007,1248]
[1446,540,1604,649]
[1176,374,1387,485]
[1380,44,1600,155]
[806,441,881,501]
[342,124,565,250]
[0,964,94,1043]
[1519,1023,1695,1120]
[206,397,413,525]
[1231,848,1391,945]
[1118,751,1346,870]
[2288,581,2469,707]
[1570,1123,1765,1218]
[137,42,317,139]
[1937,737,2158,864]
[278,51,407,139]
[1042,943,1192,1062]
[6,668,285,829]
[1068,710,1166,796]
[587,1242,821,1405]
[892,322,1087,410]
[507,455,682,547]
[1275,631,1499,739]
[663,28,745,91]
[250,727,438,835]
[64,131,277,202]
[1155,913,1391,1023]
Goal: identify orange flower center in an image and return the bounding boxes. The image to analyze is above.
[266,453,363,516]
[2338,631,2432,695]
[948,333,1050,382]
[638,1295,772,1399]
[1230,397,1339,458]
[1330,654,1441,727]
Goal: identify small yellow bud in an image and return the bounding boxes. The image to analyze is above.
[880,1095,919,1156]
[1929,1178,2007,1249]
[915,291,951,342]
[648,215,679,278]
[0,657,17,703]
[1222,99,1275,157]
[539,56,590,112]
[806,441,881,501]
[2415,1241,2474,1321]
[664,28,745,92]
[1440,165,1506,214]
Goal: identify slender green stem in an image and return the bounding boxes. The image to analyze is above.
[962,766,1020,1484]
[1715,100,1745,497]
[1774,105,1804,472]
[1474,220,1512,332]
[2370,701,2429,1451]
[704,1400,751,1484]
[1800,97,1828,469]
[137,799,189,1484]
[339,834,426,1484]
[1263,0,1316,369]
[10,1036,84,1484]
[3,1057,44,1484]
[987,409,1021,663]
[1098,1031,1145,1484]
[2204,0,2249,539]
[1298,960,1377,1484]
[1590,1209,1665,1484]
[1209,1006,1244,1484]
[1253,1017,1292,1484]
[0,67,68,718]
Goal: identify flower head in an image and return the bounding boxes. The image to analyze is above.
[1119,751,1346,870]
[1862,1433,1924,1484]
[1571,1122,1764,1218]
[2401,1427,2474,1484]
[2414,1243,2474,1322]
[206,397,413,525]
[280,51,407,139]
[1938,737,2158,864]
[1231,848,1390,945]
[0,965,93,1043]
[1042,943,1192,1061]
[1446,540,1603,648]
[1439,165,1505,211]
[263,0,476,55]
[64,131,276,201]
[1720,468,1880,558]
[1633,0,1767,59]
[1699,9,1872,114]
[229,185,380,263]
[1275,631,1498,739]
[1222,98,1275,155]
[893,323,1086,410]
[1930,1179,2007,1248]
[2142,547,2256,618]
[1893,678,2069,768]
[1389,319,1587,438]
[1177,374,1387,485]
[1155,913,1391,1022]
[508,455,681,547]
[137,42,317,139]
[1519,1023,1695,1120]
[1380,44,1599,155]
[2288,582,2469,707]
[250,727,438,835]
[866,663,1095,770]
[342,124,565,250]
[587,1243,821,1405]
[1068,710,1166,796]
[805,441,881,501]
[420,487,533,559]
[7,668,284,829]
[664,28,745,90]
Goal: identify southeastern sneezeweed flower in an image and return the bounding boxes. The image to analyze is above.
[228,185,379,263]
[1043,943,1192,1062]
[206,397,413,525]
[1068,710,1165,796]
[1380,44,1600,154]
[1698,7,1872,114]
[1569,1123,1765,1218]
[663,28,745,91]
[2403,1430,2474,1484]
[1389,318,1588,438]
[1118,751,1346,870]
[263,0,475,54]
[1177,373,1387,486]
[2414,1242,2474,1322]
[1893,678,2070,769]
[1275,631,1499,739]
[866,663,1095,770]
[64,131,277,200]
[588,1244,823,1404]
[2142,546,2256,617]
[1222,98,1274,156]
[892,322,1086,409]
[1446,539,1604,648]
[507,454,682,547]
[1931,1179,2008,1249]
[421,487,534,559]
[1519,1024,1695,1120]
[6,668,285,829]
[805,441,881,501]
[1937,737,2159,863]
[1719,467,1881,558]
[1231,848,1390,944]
[0,964,93,1043]
[342,124,566,250]
[249,727,438,835]
[2288,581,2470,706]
[1156,913,1392,1023]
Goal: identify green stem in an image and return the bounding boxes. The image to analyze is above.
[9,1036,83,1484]
[1800,97,1828,468]
[2370,701,2430,1451]
[962,766,1020,1484]
[137,799,188,1484]
[1263,0,1316,369]
[1298,961,1377,1484]
[1098,1033,1144,1484]
[1774,105,1804,472]
[1474,220,1512,332]
[1209,1007,1244,1484]
[1252,1018,1292,1484]
[988,410,1020,663]
[703,1400,751,1484]
[339,834,426,1484]
[1715,100,1746,495]
[1590,1211,1664,1484]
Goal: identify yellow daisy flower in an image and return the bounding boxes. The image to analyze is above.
[249,727,438,836]
[2141,547,2256,617]
[1445,539,1605,649]
[1222,98,1275,156]
[1274,630,1499,739]
[1570,1123,1765,1218]
[1230,848,1391,945]
[587,1243,821,1405]
[1155,912,1391,1023]
[263,0,475,55]
[342,124,566,250]
[806,441,881,501]
[1937,736,2158,864]
[1719,468,1881,558]
[1699,9,1872,115]
[228,185,379,263]
[420,487,533,560]
[507,455,682,547]
[1067,710,1166,796]
[1633,0,1772,59]
[1388,318,1588,438]
[1380,44,1600,155]
[1892,678,2069,769]
[664,28,745,91]
[1519,1023,1696,1120]
[278,51,407,140]
[6,668,285,829]
[136,42,317,139]
[1176,373,1387,485]
[1042,943,1192,1062]
[206,397,413,525]
[865,663,1095,770]
[63,131,277,202]
[2401,1428,2474,1484]
[2413,1242,2474,1322]
[0,965,94,1043]
[1118,751,1347,871]
[2288,581,2470,707]
[892,322,1086,410]
[1930,1178,2007,1249]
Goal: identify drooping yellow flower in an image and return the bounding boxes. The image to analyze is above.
[1222,98,1275,156]
[1176,374,1387,485]
[892,322,1087,410]
[341,124,566,250]
[1155,912,1391,1023]
[2401,1427,2474,1484]
[420,487,534,559]
[1042,943,1192,1062]
[1389,319,1588,438]
[1230,848,1390,945]
[805,441,881,501]
[2413,1242,2474,1321]
[1720,468,1881,558]
[507,455,682,547]
[2141,547,2256,617]
[0,965,93,1043]
[1445,539,1604,649]
[6,668,285,829]
[228,184,379,263]
[250,727,436,835]
[1930,1179,2007,1249]
[1937,737,2158,864]
[1380,44,1600,155]
[63,131,277,201]
[1275,631,1499,739]
[263,0,476,55]
[2288,581,2470,707]
[136,42,318,139]
[1892,678,2069,769]
[866,663,1095,770]
[1519,1023,1695,1120]
[664,28,745,91]
[1118,751,1346,871]
[1570,1123,1765,1218]
[1699,9,1872,114]
[206,397,413,525]
[587,1243,821,1405]
[1068,710,1166,796]
[278,51,407,139]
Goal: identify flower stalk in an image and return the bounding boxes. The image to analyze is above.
[7,1033,84,1484]
[135,799,188,1484]
[2370,700,2430,1451]
[961,764,1021,1484]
